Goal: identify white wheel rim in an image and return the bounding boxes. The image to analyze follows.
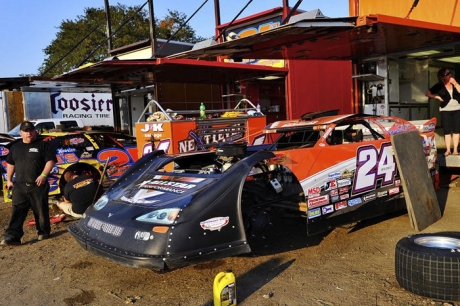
[414,236,460,249]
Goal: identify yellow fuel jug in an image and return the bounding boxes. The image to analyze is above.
[213,270,237,306]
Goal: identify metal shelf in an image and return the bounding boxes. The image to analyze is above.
[351,74,385,81]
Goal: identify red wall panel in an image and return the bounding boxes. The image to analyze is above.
[286,60,353,118]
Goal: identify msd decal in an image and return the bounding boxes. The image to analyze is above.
[308,186,321,198]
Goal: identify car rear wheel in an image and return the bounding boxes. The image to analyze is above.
[395,232,460,302]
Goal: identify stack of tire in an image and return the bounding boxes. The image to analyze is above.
[395,233,460,302]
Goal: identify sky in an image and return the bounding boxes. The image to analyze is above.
[0,0,348,77]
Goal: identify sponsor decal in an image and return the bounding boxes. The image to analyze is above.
[330,189,338,196]
[363,193,376,202]
[72,178,93,189]
[337,178,352,187]
[387,123,417,135]
[389,187,400,195]
[0,147,8,156]
[339,187,348,195]
[153,175,205,183]
[56,147,77,154]
[341,169,354,179]
[134,231,152,241]
[323,180,337,191]
[308,186,321,198]
[200,217,229,231]
[322,205,334,215]
[395,180,401,187]
[308,194,330,209]
[348,197,363,206]
[140,122,165,133]
[340,193,349,200]
[328,172,341,180]
[80,152,92,158]
[308,208,321,219]
[331,195,339,203]
[70,137,85,145]
[377,190,388,197]
[322,126,333,139]
[119,187,164,204]
[335,201,347,210]
[138,178,198,194]
[50,92,113,126]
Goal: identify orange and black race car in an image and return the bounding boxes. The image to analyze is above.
[69,112,437,271]
[0,130,138,202]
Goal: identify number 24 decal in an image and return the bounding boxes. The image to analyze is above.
[353,143,397,194]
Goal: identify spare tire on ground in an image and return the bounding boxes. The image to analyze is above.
[395,232,460,302]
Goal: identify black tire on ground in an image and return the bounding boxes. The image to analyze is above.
[395,232,460,302]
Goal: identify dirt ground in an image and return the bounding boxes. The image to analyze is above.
[1,172,460,306]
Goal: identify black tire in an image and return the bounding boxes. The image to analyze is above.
[395,232,460,302]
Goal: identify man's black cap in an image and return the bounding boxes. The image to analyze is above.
[20,121,35,131]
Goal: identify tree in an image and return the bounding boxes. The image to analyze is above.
[39,4,205,77]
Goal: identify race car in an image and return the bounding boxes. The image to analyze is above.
[68,112,438,271]
[1,129,138,201]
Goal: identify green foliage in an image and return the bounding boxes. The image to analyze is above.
[39,4,205,77]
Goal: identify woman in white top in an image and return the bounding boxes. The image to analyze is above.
[425,68,460,156]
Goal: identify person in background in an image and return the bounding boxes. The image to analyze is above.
[56,170,102,219]
[425,67,460,156]
[1,121,57,245]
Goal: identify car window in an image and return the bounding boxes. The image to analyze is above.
[275,130,320,149]
[35,122,56,133]
[90,133,135,148]
[328,121,380,145]
[59,120,80,128]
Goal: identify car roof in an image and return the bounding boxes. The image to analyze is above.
[262,113,378,133]
[40,130,130,137]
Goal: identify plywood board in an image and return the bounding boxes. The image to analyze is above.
[391,130,441,231]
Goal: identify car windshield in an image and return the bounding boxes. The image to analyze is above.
[274,130,320,149]
[90,133,136,148]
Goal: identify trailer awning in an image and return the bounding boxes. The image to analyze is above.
[168,14,460,61]
[53,58,288,85]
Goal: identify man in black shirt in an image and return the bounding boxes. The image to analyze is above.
[57,170,101,219]
[1,121,57,245]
